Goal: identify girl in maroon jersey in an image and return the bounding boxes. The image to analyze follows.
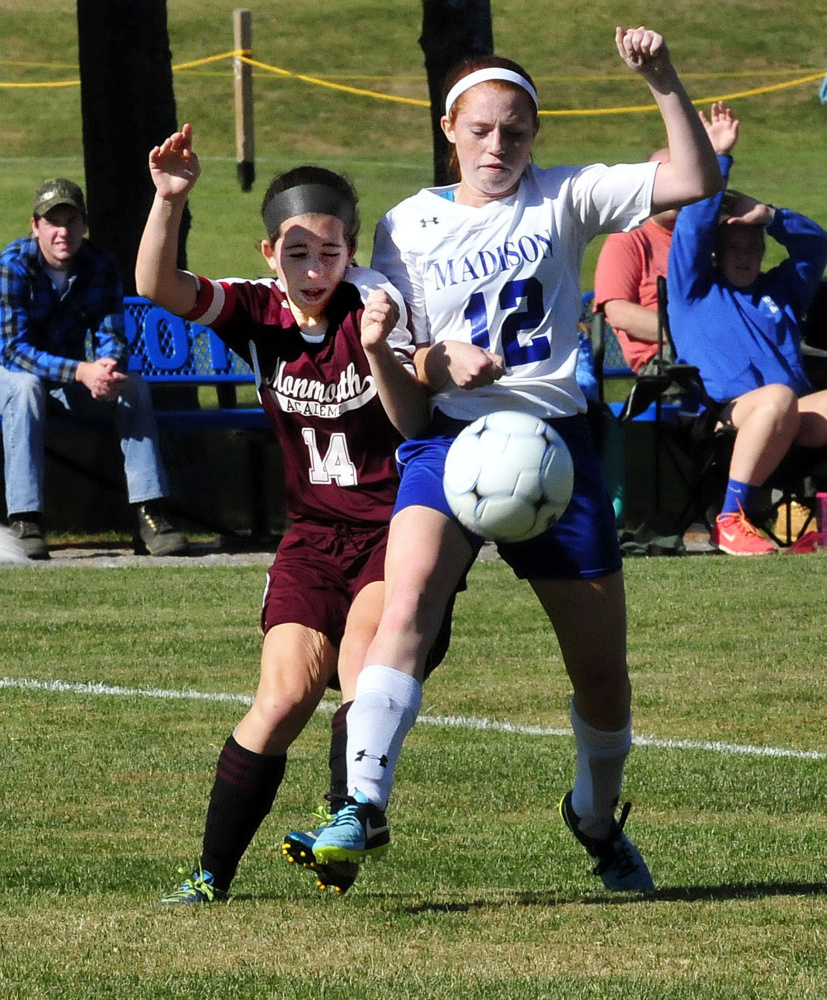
[136,123,437,901]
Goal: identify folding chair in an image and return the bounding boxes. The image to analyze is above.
[634,278,827,544]
[608,277,715,522]
[617,276,708,422]
[578,292,625,522]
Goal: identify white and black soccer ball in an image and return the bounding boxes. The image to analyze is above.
[443,410,574,543]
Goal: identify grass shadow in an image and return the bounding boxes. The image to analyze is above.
[403,879,827,913]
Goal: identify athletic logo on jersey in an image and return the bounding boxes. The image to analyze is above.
[420,216,439,227]
[355,749,389,768]
[270,358,378,417]
[760,295,781,316]
[425,229,553,289]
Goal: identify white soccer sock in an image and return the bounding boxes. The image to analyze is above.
[570,701,632,840]
[346,664,423,810]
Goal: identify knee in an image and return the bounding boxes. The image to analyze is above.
[383,582,448,638]
[572,659,632,726]
[762,384,798,423]
[251,673,321,735]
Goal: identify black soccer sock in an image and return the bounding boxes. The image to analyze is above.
[327,702,351,812]
[200,734,286,892]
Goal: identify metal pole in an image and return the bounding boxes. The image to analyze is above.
[233,8,254,191]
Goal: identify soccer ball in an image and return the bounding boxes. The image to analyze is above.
[443,410,574,543]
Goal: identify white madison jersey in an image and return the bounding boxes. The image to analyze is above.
[372,161,658,420]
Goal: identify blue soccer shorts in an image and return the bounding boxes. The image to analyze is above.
[394,410,622,581]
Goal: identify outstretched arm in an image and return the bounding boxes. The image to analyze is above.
[616,27,723,211]
[135,123,201,315]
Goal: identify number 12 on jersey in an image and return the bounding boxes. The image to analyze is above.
[464,277,550,368]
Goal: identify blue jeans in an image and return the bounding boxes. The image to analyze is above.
[0,367,169,516]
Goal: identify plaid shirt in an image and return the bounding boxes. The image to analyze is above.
[0,235,127,383]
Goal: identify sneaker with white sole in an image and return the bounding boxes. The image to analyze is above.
[310,790,390,865]
[559,791,655,894]
[710,507,776,556]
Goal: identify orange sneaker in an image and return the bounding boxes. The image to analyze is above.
[710,507,777,556]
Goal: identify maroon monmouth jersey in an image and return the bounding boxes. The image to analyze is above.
[185,274,405,527]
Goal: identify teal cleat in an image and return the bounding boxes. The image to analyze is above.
[282,818,360,894]
[159,865,227,905]
[310,791,390,865]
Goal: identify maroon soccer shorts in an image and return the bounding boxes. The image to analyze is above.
[261,521,388,647]
[260,520,453,684]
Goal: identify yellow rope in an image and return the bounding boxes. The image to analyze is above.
[0,49,823,116]
[0,80,80,89]
[549,71,827,116]
[238,55,429,106]
[171,49,250,71]
[0,50,250,89]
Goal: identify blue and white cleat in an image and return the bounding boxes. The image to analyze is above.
[282,814,360,895]
[310,791,390,865]
[559,791,655,894]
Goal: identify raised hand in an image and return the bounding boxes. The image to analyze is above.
[722,190,774,227]
[360,290,400,350]
[148,122,201,201]
[700,101,740,157]
[615,26,671,77]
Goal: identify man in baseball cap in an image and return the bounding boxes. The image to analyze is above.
[0,178,188,559]
[32,178,87,219]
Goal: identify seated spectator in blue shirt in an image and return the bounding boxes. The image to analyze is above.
[0,178,187,559]
[667,103,827,556]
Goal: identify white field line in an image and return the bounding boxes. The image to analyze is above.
[2,675,824,761]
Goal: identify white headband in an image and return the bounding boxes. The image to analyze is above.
[444,68,538,116]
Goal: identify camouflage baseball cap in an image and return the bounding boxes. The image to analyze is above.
[32,178,87,218]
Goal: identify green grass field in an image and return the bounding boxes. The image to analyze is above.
[1,555,826,999]
[2,4,827,997]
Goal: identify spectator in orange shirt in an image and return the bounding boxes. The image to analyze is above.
[593,150,676,372]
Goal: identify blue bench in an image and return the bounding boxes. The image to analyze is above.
[5,298,274,538]
[123,296,268,431]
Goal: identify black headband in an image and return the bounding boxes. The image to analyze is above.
[262,183,356,238]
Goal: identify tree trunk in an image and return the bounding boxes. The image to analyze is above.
[76,0,198,412]
[419,0,493,185]
[76,0,189,294]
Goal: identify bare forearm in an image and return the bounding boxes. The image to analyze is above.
[603,300,661,343]
[414,343,450,391]
[365,343,430,439]
[135,194,197,315]
[646,67,723,210]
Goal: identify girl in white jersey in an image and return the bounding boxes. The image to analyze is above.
[306,26,723,893]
